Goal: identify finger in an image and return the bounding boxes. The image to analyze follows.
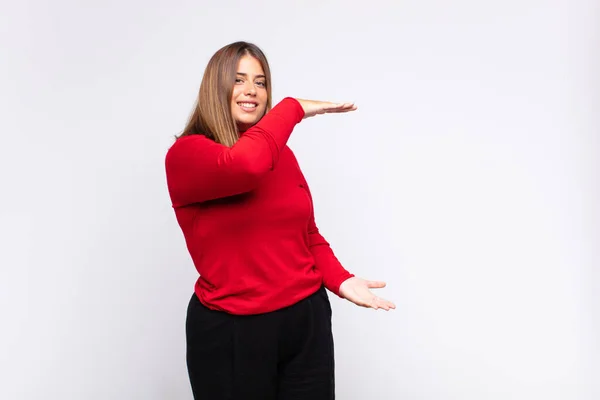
[326,108,357,114]
[371,295,384,310]
[325,107,357,115]
[371,294,395,310]
[369,296,380,310]
[337,103,357,111]
[366,280,386,289]
[378,298,396,310]
[345,291,371,309]
[324,102,356,111]
[332,101,354,107]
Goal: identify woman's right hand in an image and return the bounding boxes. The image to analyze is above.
[295,99,357,119]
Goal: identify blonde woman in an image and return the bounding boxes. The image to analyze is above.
[165,41,394,400]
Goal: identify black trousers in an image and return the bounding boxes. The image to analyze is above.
[186,286,335,400]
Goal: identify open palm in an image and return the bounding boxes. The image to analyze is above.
[339,277,395,311]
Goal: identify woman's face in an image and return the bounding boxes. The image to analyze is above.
[230,55,268,132]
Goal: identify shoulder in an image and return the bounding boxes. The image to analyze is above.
[165,135,216,162]
[168,134,212,151]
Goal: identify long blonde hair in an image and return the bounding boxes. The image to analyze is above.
[178,41,273,147]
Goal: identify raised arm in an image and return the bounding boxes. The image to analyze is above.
[165,98,358,207]
[165,97,304,207]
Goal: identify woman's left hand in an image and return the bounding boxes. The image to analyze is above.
[338,277,396,311]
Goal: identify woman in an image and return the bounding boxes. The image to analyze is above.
[165,41,395,400]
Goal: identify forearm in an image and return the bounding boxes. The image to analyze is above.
[308,229,354,296]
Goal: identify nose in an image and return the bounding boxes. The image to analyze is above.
[245,82,256,96]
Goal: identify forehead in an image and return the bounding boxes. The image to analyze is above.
[237,55,265,75]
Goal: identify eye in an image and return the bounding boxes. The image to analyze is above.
[235,78,243,84]
[256,81,266,88]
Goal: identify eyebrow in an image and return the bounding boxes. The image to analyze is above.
[236,72,266,79]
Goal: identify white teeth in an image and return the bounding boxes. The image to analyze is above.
[238,102,257,108]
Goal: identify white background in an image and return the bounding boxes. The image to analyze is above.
[1,0,597,399]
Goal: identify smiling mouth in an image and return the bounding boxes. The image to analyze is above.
[238,102,258,109]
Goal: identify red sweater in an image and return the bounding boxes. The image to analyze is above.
[165,97,354,315]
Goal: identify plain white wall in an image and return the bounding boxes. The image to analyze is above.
[1,0,597,399]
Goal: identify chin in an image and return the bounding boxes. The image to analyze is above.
[237,117,261,131]
[237,121,257,132]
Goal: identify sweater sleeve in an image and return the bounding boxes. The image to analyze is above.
[301,175,355,297]
[165,97,305,207]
